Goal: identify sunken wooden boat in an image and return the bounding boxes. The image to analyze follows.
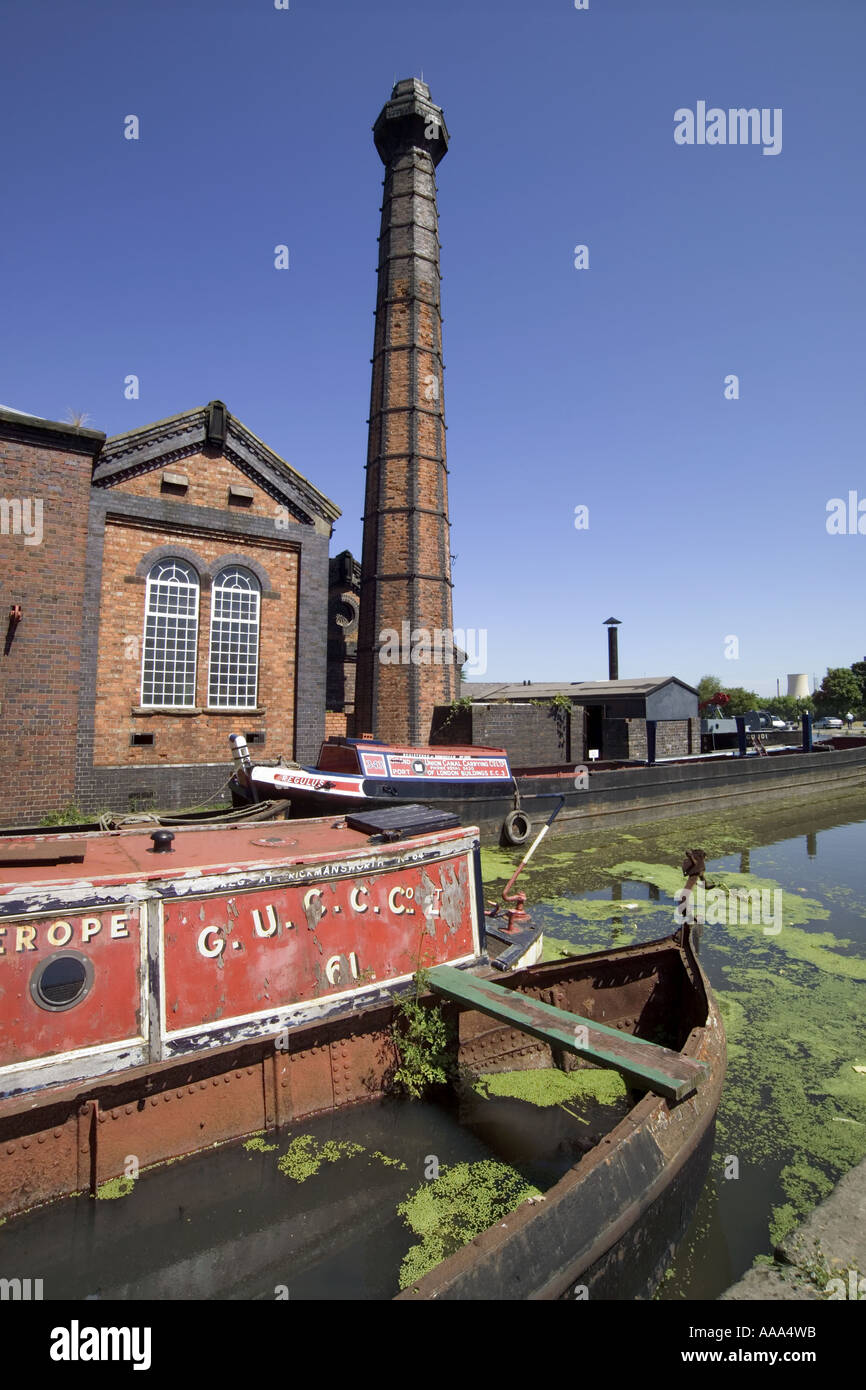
[0,803,724,1298]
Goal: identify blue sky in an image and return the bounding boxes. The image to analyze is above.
[1,0,863,695]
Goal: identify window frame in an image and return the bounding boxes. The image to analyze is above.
[139,558,200,709]
[207,565,261,710]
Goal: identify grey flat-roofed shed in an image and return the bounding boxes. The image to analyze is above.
[452,678,700,764]
[462,678,699,719]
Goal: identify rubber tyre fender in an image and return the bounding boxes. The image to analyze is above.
[502,809,531,846]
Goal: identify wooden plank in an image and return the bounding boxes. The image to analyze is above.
[427,964,708,1101]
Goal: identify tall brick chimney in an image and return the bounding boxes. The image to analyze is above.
[354,78,458,746]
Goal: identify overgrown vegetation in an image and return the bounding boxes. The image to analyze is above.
[38,803,87,826]
[390,969,454,1098]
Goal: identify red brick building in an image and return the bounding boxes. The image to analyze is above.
[0,400,340,823]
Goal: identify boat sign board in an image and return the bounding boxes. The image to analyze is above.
[0,901,147,1075]
[160,848,479,1042]
[0,819,484,1091]
[358,750,512,781]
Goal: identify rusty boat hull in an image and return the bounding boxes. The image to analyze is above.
[0,900,723,1300]
[397,929,725,1300]
[0,798,724,1298]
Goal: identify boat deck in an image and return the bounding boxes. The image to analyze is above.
[0,815,475,891]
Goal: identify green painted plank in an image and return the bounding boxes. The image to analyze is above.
[427,964,708,1101]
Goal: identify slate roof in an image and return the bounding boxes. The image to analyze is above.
[460,677,699,700]
[93,402,341,528]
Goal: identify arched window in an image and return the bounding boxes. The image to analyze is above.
[141,559,199,707]
[208,566,261,708]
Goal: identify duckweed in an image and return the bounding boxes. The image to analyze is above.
[397,1160,540,1289]
[473,1067,626,1107]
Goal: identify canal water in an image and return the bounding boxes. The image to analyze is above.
[2,787,865,1299]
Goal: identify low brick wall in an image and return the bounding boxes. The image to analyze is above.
[77,761,234,816]
[431,702,571,765]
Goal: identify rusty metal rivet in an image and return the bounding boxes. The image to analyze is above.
[98,1115,106,1125]
[78,1106,89,1116]
[188,1087,195,1096]
[22,1139,30,1150]
[223,1076,230,1084]
[37,1134,46,1145]
[200,1082,207,1090]
[246,1067,254,1076]
[164,1094,171,1103]
[177,1091,184,1099]
[125,1105,133,1115]
[212,1079,219,1087]
[53,1128,62,1138]
[280,1080,287,1088]
[111,1110,119,1120]
[151,1098,158,1107]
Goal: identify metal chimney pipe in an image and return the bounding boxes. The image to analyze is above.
[604,618,621,681]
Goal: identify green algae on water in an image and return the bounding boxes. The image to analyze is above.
[95,1175,136,1200]
[473,1066,627,1108]
[397,1160,540,1290]
[243,1134,278,1153]
[371,1150,407,1170]
[277,1135,365,1183]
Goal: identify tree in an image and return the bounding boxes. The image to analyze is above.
[717,686,761,716]
[696,674,724,704]
[849,658,866,706]
[763,695,814,720]
[815,668,862,716]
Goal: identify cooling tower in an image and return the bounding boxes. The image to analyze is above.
[787,673,810,699]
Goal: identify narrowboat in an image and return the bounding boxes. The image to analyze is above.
[228,731,519,820]
[0,806,724,1300]
[229,732,866,850]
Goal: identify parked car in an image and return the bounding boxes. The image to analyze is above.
[814,716,843,729]
[769,717,786,729]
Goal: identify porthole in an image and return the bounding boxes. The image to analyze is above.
[30,952,94,1012]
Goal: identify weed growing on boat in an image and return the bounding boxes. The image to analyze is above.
[397,1160,541,1290]
[390,969,454,1099]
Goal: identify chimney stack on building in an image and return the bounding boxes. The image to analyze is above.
[354,79,458,745]
[604,617,621,681]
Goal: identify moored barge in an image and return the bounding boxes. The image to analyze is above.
[229,731,866,847]
[0,808,724,1299]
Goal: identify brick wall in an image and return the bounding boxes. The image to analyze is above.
[0,418,103,822]
[431,702,572,766]
[76,443,331,815]
[92,519,299,767]
[356,139,457,746]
